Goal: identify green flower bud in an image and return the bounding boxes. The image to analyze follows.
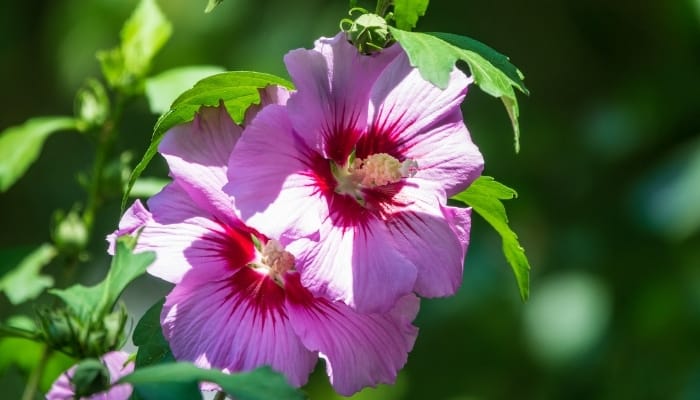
[35,304,128,359]
[52,209,88,255]
[342,11,392,54]
[74,78,110,132]
[71,359,111,398]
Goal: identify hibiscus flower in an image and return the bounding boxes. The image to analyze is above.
[226,32,483,313]
[114,101,418,395]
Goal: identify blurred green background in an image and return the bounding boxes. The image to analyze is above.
[1,0,700,398]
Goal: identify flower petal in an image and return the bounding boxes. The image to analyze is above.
[386,185,471,298]
[288,216,417,313]
[106,199,153,254]
[226,104,327,240]
[366,53,483,195]
[243,85,291,123]
[284,32,401,162]
[285,272,419,396]
[158,104,241,222]
[161,266,317,387]
[400,109,484,196]
[134,182,253,283]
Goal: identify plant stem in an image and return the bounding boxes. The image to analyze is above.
[82,92,126,235]
[375,0,392,16]
[213,391,227,400]
[21,346,51,400]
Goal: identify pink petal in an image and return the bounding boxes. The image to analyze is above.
[139,183,253,283]
[226,105,327,239]
[161,266,317,387]
[284,33,401,162]
[399,109,484,197]
[243,85,291,123]
[386,185,471,298]
[106,200,152,254]
[158,104,241,223]
[288,216,417,313]
[285,272,419,396]
[367,54,483,195]
[46,351,134,400]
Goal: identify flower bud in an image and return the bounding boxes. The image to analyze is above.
[52,209,88,255]
[344,12,391,54]
[74,78,110,132]
[71,359,111,398]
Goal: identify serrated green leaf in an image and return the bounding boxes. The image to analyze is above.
[144,65,225,114]
[0,117,77,192]
[204,0,224,13]
[0,244,57,304]
[98,0,172,90]
[393,0,429,30]
[50,238,155,321]
[120,363,304,400]
[451,176,530,301]
[122,71,293,210]
[429,32,527,94]
[133,299,174,368]
[389,28,528,152]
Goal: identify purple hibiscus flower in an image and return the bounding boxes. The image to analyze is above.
[46,351,134,400]
[115,101,419,395]
[226,32,483,313]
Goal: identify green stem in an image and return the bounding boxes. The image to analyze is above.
[213,391,227,400]
[21,346,51,400]
[375,0,392,16]
[82,93,126,235]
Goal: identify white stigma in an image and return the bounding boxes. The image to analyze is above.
[333,152,417,204]
[352,153,417,188]
[260,239,295,276]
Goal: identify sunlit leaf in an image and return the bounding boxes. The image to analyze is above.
[133,299,174,368]
[50,238,155,321]
[204,0,224,13]
[393,0,429,30]
[144,65,225,114]
[98,0,172,90]
[0,244,57,304]
[120,363,304,400]
[0,117,77,192]
[122,71,293,209]
[451,176,530,301]
[389,28,528,151]
[130,177,169,198]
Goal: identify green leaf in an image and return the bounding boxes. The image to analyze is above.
[393,0,429,30]
[122,71,293,209]
[451,176,531,301]
[133,299,174,368]
[50,238,155,321]
[120,363,305,400]
[204,0,224,13]
[0,117,77,192]
[144,65,225,114]
[130,177,169,198]
[98,0,172,90]
[388,28,528,152]
[0,244,57,304]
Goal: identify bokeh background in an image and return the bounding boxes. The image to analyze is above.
[1,0,699,398]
